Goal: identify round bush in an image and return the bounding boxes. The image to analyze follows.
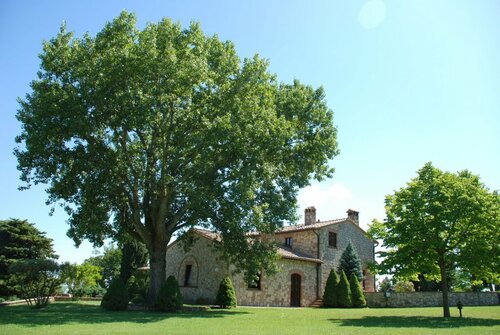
[215,276,237,308]
[155,275,183,312]
[101,278,129,311]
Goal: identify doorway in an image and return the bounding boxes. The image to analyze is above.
[290,273,301,307]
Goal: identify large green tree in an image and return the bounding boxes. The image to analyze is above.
[15,12,338,303]
[0,219,57,297]
[369,163,500,317]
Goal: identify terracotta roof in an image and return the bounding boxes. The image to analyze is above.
[192,228,221,242]
[276,218,348,233]
[277,246,322,264]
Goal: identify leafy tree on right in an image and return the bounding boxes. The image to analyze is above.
[369,162,500,318]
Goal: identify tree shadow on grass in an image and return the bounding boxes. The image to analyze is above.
[0,302,249,327]
[329,316,500,329]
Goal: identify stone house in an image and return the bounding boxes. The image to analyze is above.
[165,207,375,307]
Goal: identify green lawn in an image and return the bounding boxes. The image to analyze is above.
[0,301,499,335]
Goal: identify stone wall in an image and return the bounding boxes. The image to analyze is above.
[233,259,318,307]
[274,230,317,258]
[166,232,319,306]
[318,222,376,295]
[365,292,499,308]
[166,235,229,304]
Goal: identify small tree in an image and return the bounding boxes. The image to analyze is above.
[9,259,60,308]
[337,270,352,308]
[0,219,57,297]
[393,280,415,292]
[216,276,237,308]
[60,262,102,297]
[338,242,363,281]
[349,273,366,308]
[155,276,183,312]
[120,239,148,284]
[323,269,339,307]
[378,277,393,293]
[101,278,129,311]
[85,244,122,288]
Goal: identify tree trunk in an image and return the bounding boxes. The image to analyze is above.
[147,241,167,306]
[439,260,450,318]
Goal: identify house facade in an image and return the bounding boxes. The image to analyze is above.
[165,207,375,307]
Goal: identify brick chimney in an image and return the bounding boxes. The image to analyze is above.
[304,206,316,225]
[347,209,359,225]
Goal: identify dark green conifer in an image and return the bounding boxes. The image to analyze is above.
[337,270,352,308]
[323,269,339,307]
[339,242,363,281]
[349,272,366,307]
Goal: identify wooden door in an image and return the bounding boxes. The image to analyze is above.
[290,274,301,307]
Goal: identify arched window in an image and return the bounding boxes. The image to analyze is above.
[179,255,199,287]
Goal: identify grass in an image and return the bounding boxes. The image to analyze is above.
[0,301,499,335]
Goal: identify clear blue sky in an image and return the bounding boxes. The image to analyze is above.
[1,0,499,263]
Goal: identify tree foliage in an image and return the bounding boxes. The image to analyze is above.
[378,277,393,293]
[120,239,148,284]
[369,162,500,317]
[60,261,102,296]
[127,269,150,304]
[349,273,366,307]
[101,278,129,311]
[15,11,339,302]
[9,259,60,308]
[338,242,363,282]
[393,280,415,293]
[85,244,122,287]
[215,276,237,308]
[0,219,57,297]
[155,275,183,312]
[337,270,352,308]
[322,269,339,307]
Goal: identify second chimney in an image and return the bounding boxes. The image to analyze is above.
[347,209,359,225]
[304,206,316,225]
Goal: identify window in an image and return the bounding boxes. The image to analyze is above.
[362,269,366,290]
[285,237,293,248]
[248,272,262,290]
[184,264,192,286]
[328,232,337,248]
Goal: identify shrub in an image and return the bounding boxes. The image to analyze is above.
[215,276,237,308]
[155,276,183,312]
[394,280,415,292]
[127,270,149,305]
[349,272,366,307]
[9,259,60,308]
[73,285,106,298]
[337,270,352,308]
[101,278,129,311]
[338,242,363,281]
[323,269,339,307]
